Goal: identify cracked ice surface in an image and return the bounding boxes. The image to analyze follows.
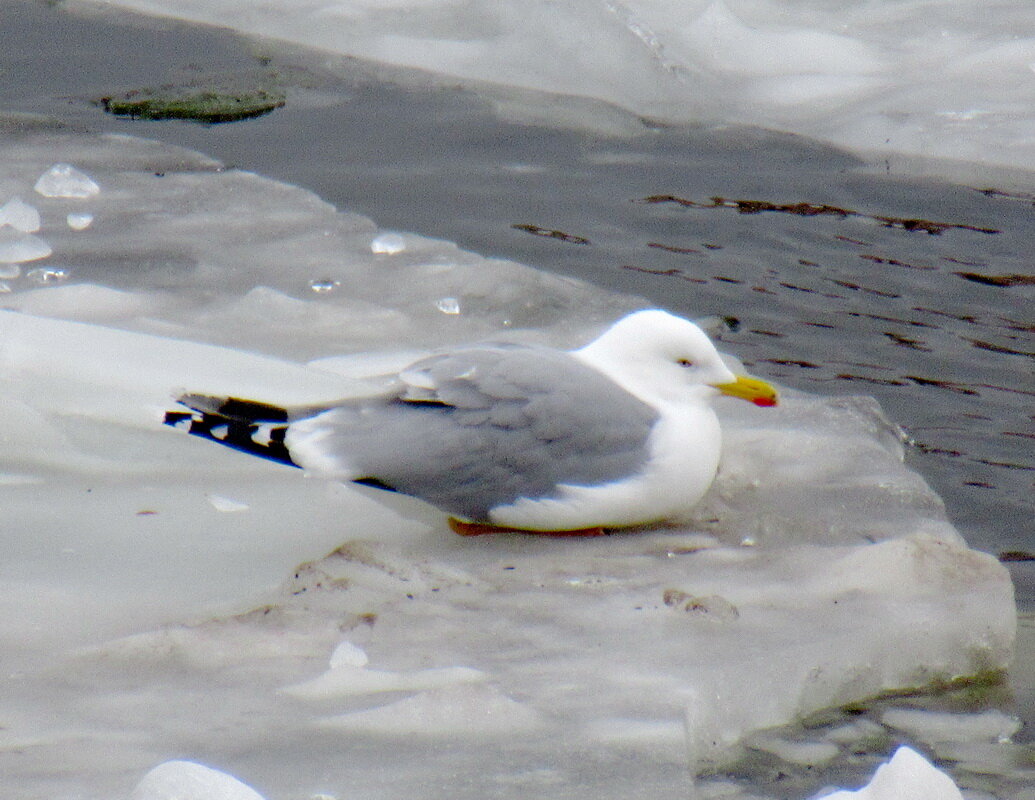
[0,126,1015,799]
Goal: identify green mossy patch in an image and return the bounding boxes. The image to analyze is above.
[836,668,1010,716]
[99,86,286,123]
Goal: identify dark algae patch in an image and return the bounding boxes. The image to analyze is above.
[954,272,1035,287]
[511,223,591,244]
[99,84,286,123]
[638,194,1001,235]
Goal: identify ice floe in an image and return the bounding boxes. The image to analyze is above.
[0,127,1020,799]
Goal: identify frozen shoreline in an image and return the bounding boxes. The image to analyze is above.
[69,0,1035,181]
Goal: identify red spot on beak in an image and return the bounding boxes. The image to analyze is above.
[753,397,778,408]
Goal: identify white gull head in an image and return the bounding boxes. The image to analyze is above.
[571,309,774,409]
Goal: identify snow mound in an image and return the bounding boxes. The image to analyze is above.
[818,746,963,800]
[132,760,265,800]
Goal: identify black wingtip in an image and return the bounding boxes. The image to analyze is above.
[176,394,290,423]
[163,406,298,469]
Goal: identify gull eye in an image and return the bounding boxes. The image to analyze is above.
[676,358,694,368]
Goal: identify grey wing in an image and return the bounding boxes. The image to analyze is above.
[285,346,659,522]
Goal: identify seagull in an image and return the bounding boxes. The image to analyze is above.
[164,309,777,535]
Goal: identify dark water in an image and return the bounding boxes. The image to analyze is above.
[4,0,1029,598]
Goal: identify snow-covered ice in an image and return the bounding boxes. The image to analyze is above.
[818,746,964,800]
[132,760,266,800]
[77,0,1035,177]
[0,127,1020,798]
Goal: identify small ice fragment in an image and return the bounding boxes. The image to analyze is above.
[0,265,21,280]
[26,267,69,285]
[66,212,94,231]
[329,640,369,669]
[34,163,100,198]
[206,494,250,513]
[0,196,41,232]
[0,232,51,264]
[371,232,406,254]
[436,296,461,315]
[0,282,11,293]
[309,278,340,293]
[131,760,266,800]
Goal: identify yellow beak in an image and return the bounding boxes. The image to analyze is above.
[712,375,779,407]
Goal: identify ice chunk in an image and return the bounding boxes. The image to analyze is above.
[329,639,369,668]
[371,232,406,254]
[435,296,461,314]
[66,212,94,230]
[131,760,265,800]
[0,230,51,264]
[0,196,41,232]
[34,162,100,198]
[817,745,963,799]
[0,264,20,280]
[881,708,1021,745]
